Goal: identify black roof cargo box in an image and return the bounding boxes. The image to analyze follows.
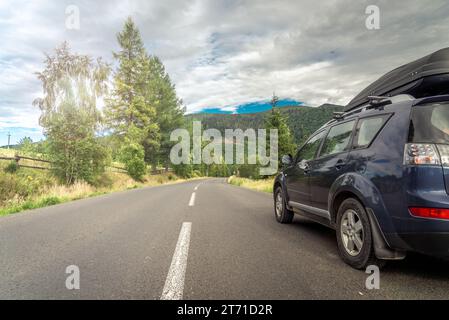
[345,47,449,112]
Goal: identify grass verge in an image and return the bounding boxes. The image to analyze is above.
[227,176,274,193]
[0,171,198,217]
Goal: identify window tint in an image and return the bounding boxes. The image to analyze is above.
[296,130,326,162]
[320,120,355,157]
[355,116,389,148]
[409,103,449,143]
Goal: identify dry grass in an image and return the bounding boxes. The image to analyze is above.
[227,176,274,193]
[0,148,16,157]
[44,181,95,200]
[0,145,200,216]
[0,170,192,216]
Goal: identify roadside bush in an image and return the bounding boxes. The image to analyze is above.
[167,173,176,181]
[191,170,202,178]
[4,161,19,174]
[48,127,110,185]
[237,163,261,179]
[119,143,146,181]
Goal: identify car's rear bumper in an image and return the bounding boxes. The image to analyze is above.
[397,232,449,257]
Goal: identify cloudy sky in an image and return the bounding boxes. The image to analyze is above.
[1,0,449,145]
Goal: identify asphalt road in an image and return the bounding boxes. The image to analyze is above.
[1,178,449,299]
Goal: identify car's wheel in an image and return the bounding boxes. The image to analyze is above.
[274,186,294,224]
[336,198,384,269]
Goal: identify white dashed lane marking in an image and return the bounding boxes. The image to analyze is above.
[161,222,192,300]
[188,192,196,207]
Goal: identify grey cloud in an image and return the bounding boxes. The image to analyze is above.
[1,0,449,128]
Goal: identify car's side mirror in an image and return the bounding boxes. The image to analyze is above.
[297,159,309,170]
[281,154,293,165]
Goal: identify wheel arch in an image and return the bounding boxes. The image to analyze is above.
[273,173,287,198]
[330,190,365,224]
[328,173,406,260]
[328,173,391,229]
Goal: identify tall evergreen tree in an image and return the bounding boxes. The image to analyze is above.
[105,17,159,146]
[145,56,184,170]
[264,94,295,166]
[106,17,184,172]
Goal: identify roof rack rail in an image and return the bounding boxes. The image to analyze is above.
[333,111,345,119]
[367,96,392,108]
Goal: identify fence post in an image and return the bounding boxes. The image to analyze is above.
[14,154,20,167]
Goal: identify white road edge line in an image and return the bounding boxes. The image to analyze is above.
[161,222,192,300]
[188,192,196,207]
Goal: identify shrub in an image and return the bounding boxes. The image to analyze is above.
[4,161,19,174]
[119,143,147,181]
[191,170,202,178]
[167,173,176,181]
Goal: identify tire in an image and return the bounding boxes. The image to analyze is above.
[274,186,294,224]
[336,198,385,269]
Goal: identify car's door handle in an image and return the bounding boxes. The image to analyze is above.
[335,160,346,170]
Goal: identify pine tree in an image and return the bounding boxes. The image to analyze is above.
[106,17,184,173]
[264,94,295,166]
[145,56,184,170]
[105,17,159,145]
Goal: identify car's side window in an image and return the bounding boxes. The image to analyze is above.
[354,115,390,148]
[295,130,326,162]
[319,120,355,158]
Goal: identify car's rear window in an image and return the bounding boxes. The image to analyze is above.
[409,103,449,144]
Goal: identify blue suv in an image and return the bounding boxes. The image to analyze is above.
[273,94,449,269]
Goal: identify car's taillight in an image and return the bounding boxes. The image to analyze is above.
[404,143,441,165]
[436,144,449,167]
[409,207,449,220]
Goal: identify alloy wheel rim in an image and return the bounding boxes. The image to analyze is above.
[340,209,364,256]
[275,192,283,217]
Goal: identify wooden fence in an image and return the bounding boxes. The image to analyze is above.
[0,155,50,170]
[0,154,171,175]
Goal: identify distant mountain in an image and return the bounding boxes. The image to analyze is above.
[192,99,303,115]
[0,145,18,150]
[317,103,344,109]
[186,103,344,144]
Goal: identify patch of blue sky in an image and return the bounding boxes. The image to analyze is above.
[0,127,44,147]
[194,98,303,114]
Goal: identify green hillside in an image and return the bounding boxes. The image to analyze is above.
[187,104,344,145]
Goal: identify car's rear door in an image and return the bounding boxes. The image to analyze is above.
[309,120,356,211]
